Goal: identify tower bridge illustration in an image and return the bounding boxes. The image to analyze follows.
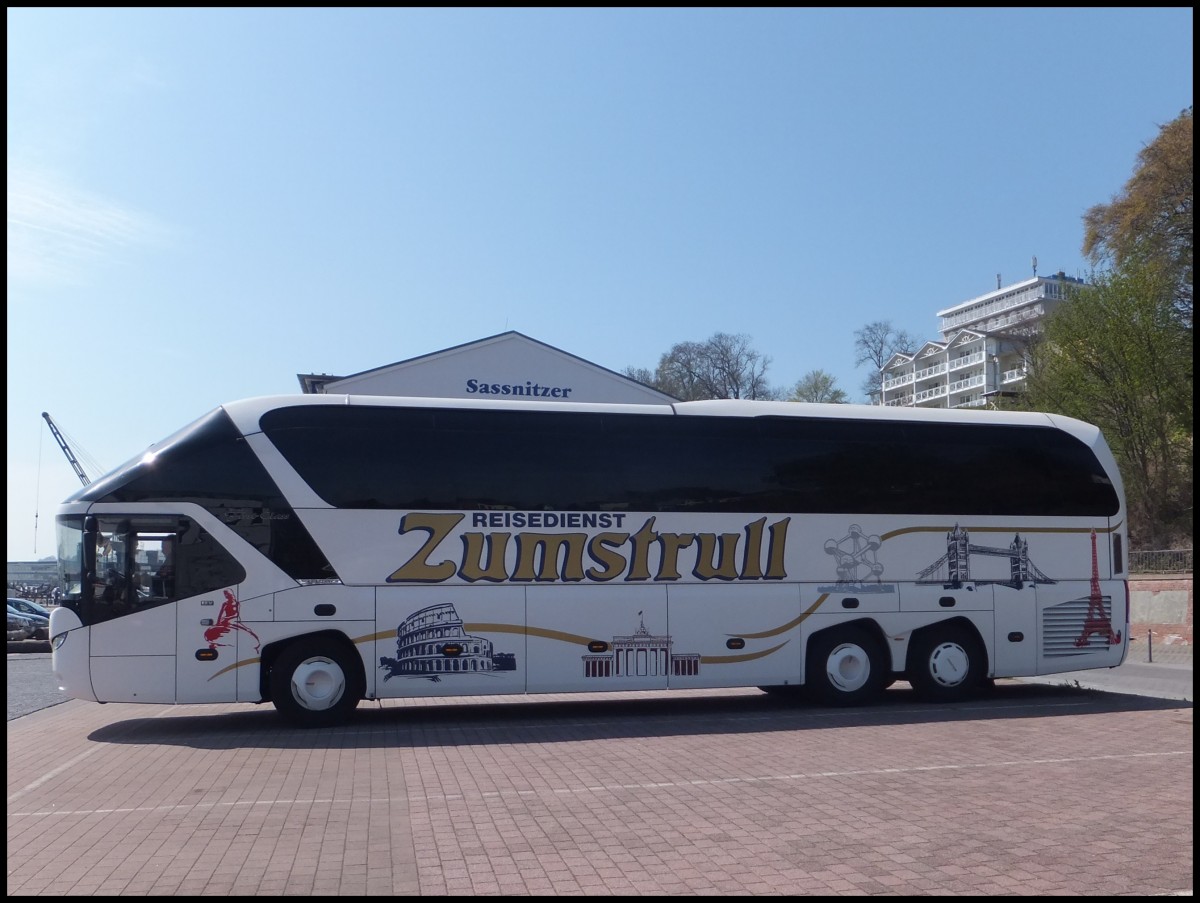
[916,524,1055,590]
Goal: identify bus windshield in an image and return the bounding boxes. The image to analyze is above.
[55,516,86,606]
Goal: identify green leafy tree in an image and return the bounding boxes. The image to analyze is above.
[624,333,779,400]
[1022,260,1192,548]
[788,370,849,403]
[1083,105,1192,328]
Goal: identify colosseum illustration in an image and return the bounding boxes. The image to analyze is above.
[379,602,516,681]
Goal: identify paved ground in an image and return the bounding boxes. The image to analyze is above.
[1017,641,1192,702]
[6,647,1193,896]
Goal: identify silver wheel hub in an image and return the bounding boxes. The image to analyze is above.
[290,656,346,711]
[825,642,871,693]
[927,642,970,688]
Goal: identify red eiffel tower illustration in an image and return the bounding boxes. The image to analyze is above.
[1075,529,1122,647]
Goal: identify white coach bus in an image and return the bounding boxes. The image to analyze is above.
[50,394,1129,727]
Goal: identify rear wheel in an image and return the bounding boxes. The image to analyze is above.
[907,624,986,703]
[805,627,887,706]
[270,638,363,727]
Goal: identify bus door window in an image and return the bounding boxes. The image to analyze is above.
[128,532,177,601]
[86,517,194,623]
[90,520,134,622]
[152,536,175,598]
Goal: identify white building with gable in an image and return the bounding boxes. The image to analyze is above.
[879,271,1086,409]
[298,331,677,404]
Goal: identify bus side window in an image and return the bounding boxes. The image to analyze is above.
[174,526,246,599]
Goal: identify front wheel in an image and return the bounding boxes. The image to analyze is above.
[907,625,986,703]
[805,628,888,706]
[270,638,364,727]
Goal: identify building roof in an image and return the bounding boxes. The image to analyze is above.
[296,330,677,403]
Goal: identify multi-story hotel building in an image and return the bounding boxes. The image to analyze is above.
[879,271,1086,409]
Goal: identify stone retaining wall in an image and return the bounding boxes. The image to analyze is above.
[1128,574,1192,646]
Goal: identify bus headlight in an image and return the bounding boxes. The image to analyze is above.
[51,632,68,650]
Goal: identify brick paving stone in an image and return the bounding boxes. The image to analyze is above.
[7,683,1193,896]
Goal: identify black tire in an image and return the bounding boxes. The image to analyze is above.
[804,627,887,706]
[907,624,986,703]
[270,638,364,727]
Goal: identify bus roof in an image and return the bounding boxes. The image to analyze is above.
[216,392,1074,431]
[210,393,1108,454]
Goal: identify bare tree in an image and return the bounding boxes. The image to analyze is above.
[655,340,713,400]
[788,370,849,403]
[625,333,779,400]
[701,332,777,399]
[620,366,659,388]
[854,321,919,400]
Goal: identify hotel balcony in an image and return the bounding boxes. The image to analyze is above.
[913,362,947,382]
[948,374,985,394]
[882,372,915,391]
[947,351,985,372]
[914,385,948,403]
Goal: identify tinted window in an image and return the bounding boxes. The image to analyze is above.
[261,406,1119,518]
[80,408,337,581]
[85,517,245,625]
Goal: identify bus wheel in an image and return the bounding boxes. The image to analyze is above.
[907,625,985,703]
[805,628,886,706]
[270,638,363,727]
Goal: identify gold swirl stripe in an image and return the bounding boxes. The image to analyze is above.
[726,593,829,638]
[881,521,1122,542]
[700,640,790,664]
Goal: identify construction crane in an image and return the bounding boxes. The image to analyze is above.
[41,412,91,486]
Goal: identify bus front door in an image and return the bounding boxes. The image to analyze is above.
[88,607,178,703]
[86,518,177,704]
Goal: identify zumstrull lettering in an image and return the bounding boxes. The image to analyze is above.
[586,532,630,581]
[388,512,790,584]
[388,512,464,583]
[692,531,742,580]
[458,531,511,582]
[512,532,588,582]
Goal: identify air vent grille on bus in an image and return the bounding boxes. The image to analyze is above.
[1042,596,1114,658]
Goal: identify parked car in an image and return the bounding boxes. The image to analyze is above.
[7,606,36,641]
[7,597,52,619]
[7,602,49,641]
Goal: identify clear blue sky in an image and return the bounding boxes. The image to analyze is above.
[7,8,1193,561]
